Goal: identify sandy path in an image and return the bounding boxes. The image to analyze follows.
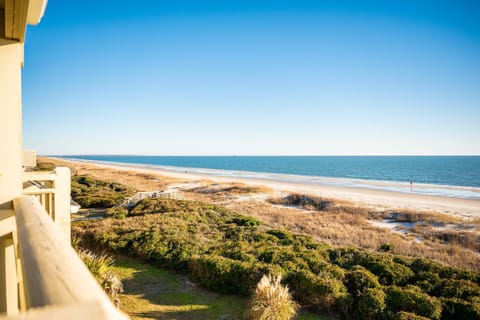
[51,158,480,218]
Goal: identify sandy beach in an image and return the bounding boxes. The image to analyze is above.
[51,157,480,218]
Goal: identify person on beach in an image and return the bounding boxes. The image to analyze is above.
[410,180,413,191]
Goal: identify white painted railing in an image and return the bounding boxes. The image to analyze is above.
[0,196,129,319]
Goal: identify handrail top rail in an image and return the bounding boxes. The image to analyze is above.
[12,196,128,319]
[22,189,54,195]
[22,167,71,182]
[22,171,56,182]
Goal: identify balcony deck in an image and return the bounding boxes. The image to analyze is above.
[0,169,129,319]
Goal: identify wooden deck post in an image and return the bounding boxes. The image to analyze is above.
[53,168,71,243]
[0,235,19,315]
[0,41,23,209]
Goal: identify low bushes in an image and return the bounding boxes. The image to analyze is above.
[394,311,431,320]
[345,265,381,297]
[285,269,348,314]
[73,197,480,320]
[189,255,260,296]
[72,175,135,208]
[386,286,442,319]
[357,287,386,319]
[331,248,415,285]
[441,297,480,319]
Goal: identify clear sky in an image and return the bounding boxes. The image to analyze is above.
[22,0,480,155]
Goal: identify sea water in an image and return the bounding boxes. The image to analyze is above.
[60,155,480,199]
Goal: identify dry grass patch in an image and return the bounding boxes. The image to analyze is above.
[378,209,465,225]
[184,182,272,202]
[226,200,480,271]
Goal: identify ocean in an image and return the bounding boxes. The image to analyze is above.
[60,155,480,199]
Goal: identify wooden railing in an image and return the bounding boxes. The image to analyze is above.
[22,167,71,242]
[0,167,129,318]
[0,196,128,319]
[22,172,55,218]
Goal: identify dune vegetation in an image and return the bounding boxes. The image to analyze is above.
[71,174,136,208]
[74,197,480,319]
[237,193,480,271]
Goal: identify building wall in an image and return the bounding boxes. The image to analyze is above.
[0,42,23,208]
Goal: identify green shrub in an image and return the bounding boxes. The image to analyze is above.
[106,207,129,219]
[231,216,261,227]
[257,248,280,264]
[286,269,348,314]
[331,249,414,285]
[393,311,430,320]
[217,241,257,263]
[410,258,479,283]
[358,287,386,319]
[435,279,480,300]
[345,266,383,318]
[256,247,309,272]
[292,235,328,251]
[345,265,380,298]
[71,174,134,208]
[245,274,298,320]
[266,230,294,245]
[414,271,442,294]
[360,256,414,285]
[379,243,394,252]
[441,297,480,320]
[386,285,442,319]
[189,255,260,296]
[299,251,331,274]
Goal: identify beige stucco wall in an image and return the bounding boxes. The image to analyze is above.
[0,42,23,208]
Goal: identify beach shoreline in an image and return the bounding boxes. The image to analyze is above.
[50,157,480,218]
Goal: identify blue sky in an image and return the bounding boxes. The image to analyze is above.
[22,0,480,155]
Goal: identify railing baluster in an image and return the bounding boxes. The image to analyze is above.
[22,168,72,240]
[0,235,18,314]
[49,193,54,218]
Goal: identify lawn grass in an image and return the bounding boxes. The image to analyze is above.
[112,256,328,320]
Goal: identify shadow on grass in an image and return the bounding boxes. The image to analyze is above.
[112,256,244,320]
